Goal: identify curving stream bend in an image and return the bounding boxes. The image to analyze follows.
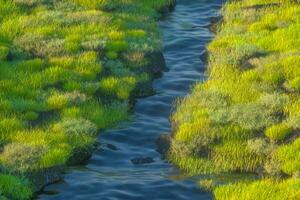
[39,0,222,199]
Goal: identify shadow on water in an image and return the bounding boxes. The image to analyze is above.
[39,0,223,199]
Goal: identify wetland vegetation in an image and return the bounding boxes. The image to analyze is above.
[170,0,300,199]
[1,0,299,199]
[0,0,174,199]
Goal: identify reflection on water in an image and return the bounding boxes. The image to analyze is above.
[39,0,223,199]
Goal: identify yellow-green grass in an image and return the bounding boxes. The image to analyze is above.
[214,178,300,200]
[0,0,173,197]
[170,0,300,199]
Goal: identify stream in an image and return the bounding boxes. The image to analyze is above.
[39,0,222,199]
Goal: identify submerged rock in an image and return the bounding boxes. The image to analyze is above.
[156,134,171,156]
[159,0,176,14]
[200,50,209,63]
[148,51,169,76]
[26,165,65,192]
[67,144,96,166]
[107,143,118,151]
[132,51,167,98]
[131,157,155,165]
[208,16,223,34]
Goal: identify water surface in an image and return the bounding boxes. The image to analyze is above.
[39,0,222,199]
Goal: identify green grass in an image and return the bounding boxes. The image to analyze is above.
[0,174,33,200]
[0,0,173,197]
[214,178,300,200]
[169,0,300,199]
[265,123,293,142]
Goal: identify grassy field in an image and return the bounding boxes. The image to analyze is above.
[0,0,173,199]
[170,0,300,199]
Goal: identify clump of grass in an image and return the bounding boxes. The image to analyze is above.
[287,77,300,91]
[276,138,300,176]
[106,51,118,60]
[247,138,273,156]
[0,117,24,137]
[199,179,215,191]
[99,76,137,100]
[47,93,70,110]
[265,123,293,142]
[212,141,264,172]
[106,41,129,52]
[52,118,98,136]
[24,111,39,121]
[0,174,33,200]
[39,147,70,168]
[0,46,9,61]
[0,143,46,173]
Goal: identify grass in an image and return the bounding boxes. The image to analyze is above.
[265,123,293,142]
[214,178,300,200]
[0,174,33,200]
[169,0,300,199]
[0,0,173,198]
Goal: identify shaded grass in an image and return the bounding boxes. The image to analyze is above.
[0,174,33,200]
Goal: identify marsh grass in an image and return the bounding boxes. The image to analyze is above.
[170,0,300,199]
[0,0,173,197]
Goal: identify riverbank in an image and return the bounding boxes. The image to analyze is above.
[169,0,300,199]
[0,0,174,199]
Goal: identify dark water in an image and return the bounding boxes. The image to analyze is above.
[39,0,222,199]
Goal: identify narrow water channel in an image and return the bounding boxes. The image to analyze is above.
[39,0,222,199]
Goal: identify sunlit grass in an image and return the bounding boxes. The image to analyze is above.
[214,178,300,200]
[0,0,173,197]
[170,0,300,198]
